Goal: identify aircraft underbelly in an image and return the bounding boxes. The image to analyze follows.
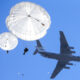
[58,55,80,62]
[55,55,73,61]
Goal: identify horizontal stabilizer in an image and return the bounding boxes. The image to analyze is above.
[33,49,38,55]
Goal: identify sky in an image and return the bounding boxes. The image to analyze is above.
[0,0,80,80]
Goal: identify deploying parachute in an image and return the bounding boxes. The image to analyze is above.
[6,2,51,41]
[0,32,18,51]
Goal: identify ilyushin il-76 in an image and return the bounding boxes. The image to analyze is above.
[34,31,80,79]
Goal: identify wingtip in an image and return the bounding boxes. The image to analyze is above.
[59,31,63,33]
[50,76,55,79]
[50,73,56,79]
[59,31,64,34]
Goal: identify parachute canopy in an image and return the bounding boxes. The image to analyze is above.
[6,2,51,41]
[0,32,18,50]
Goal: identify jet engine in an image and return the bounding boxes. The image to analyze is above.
[64,66,70,69]
[70,51,76,53]
[67,63,73,65]
[68,47,74,49]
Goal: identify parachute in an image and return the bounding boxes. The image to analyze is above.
[6,2,51,41]
[0,32,18,50]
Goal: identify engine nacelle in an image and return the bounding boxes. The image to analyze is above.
[67,63,73,65]
[68,47,74,49]
[64,66,70,69]
[70,51,76,53]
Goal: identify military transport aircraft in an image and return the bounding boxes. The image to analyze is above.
[34,31,80,79]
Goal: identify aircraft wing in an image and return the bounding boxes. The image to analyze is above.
[51,60,68,79]
[60,31,70,54]
[39,52,70,79]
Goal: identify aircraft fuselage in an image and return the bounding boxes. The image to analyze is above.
[39,51,80,62]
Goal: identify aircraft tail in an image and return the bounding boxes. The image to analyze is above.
[33,40,44,55]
